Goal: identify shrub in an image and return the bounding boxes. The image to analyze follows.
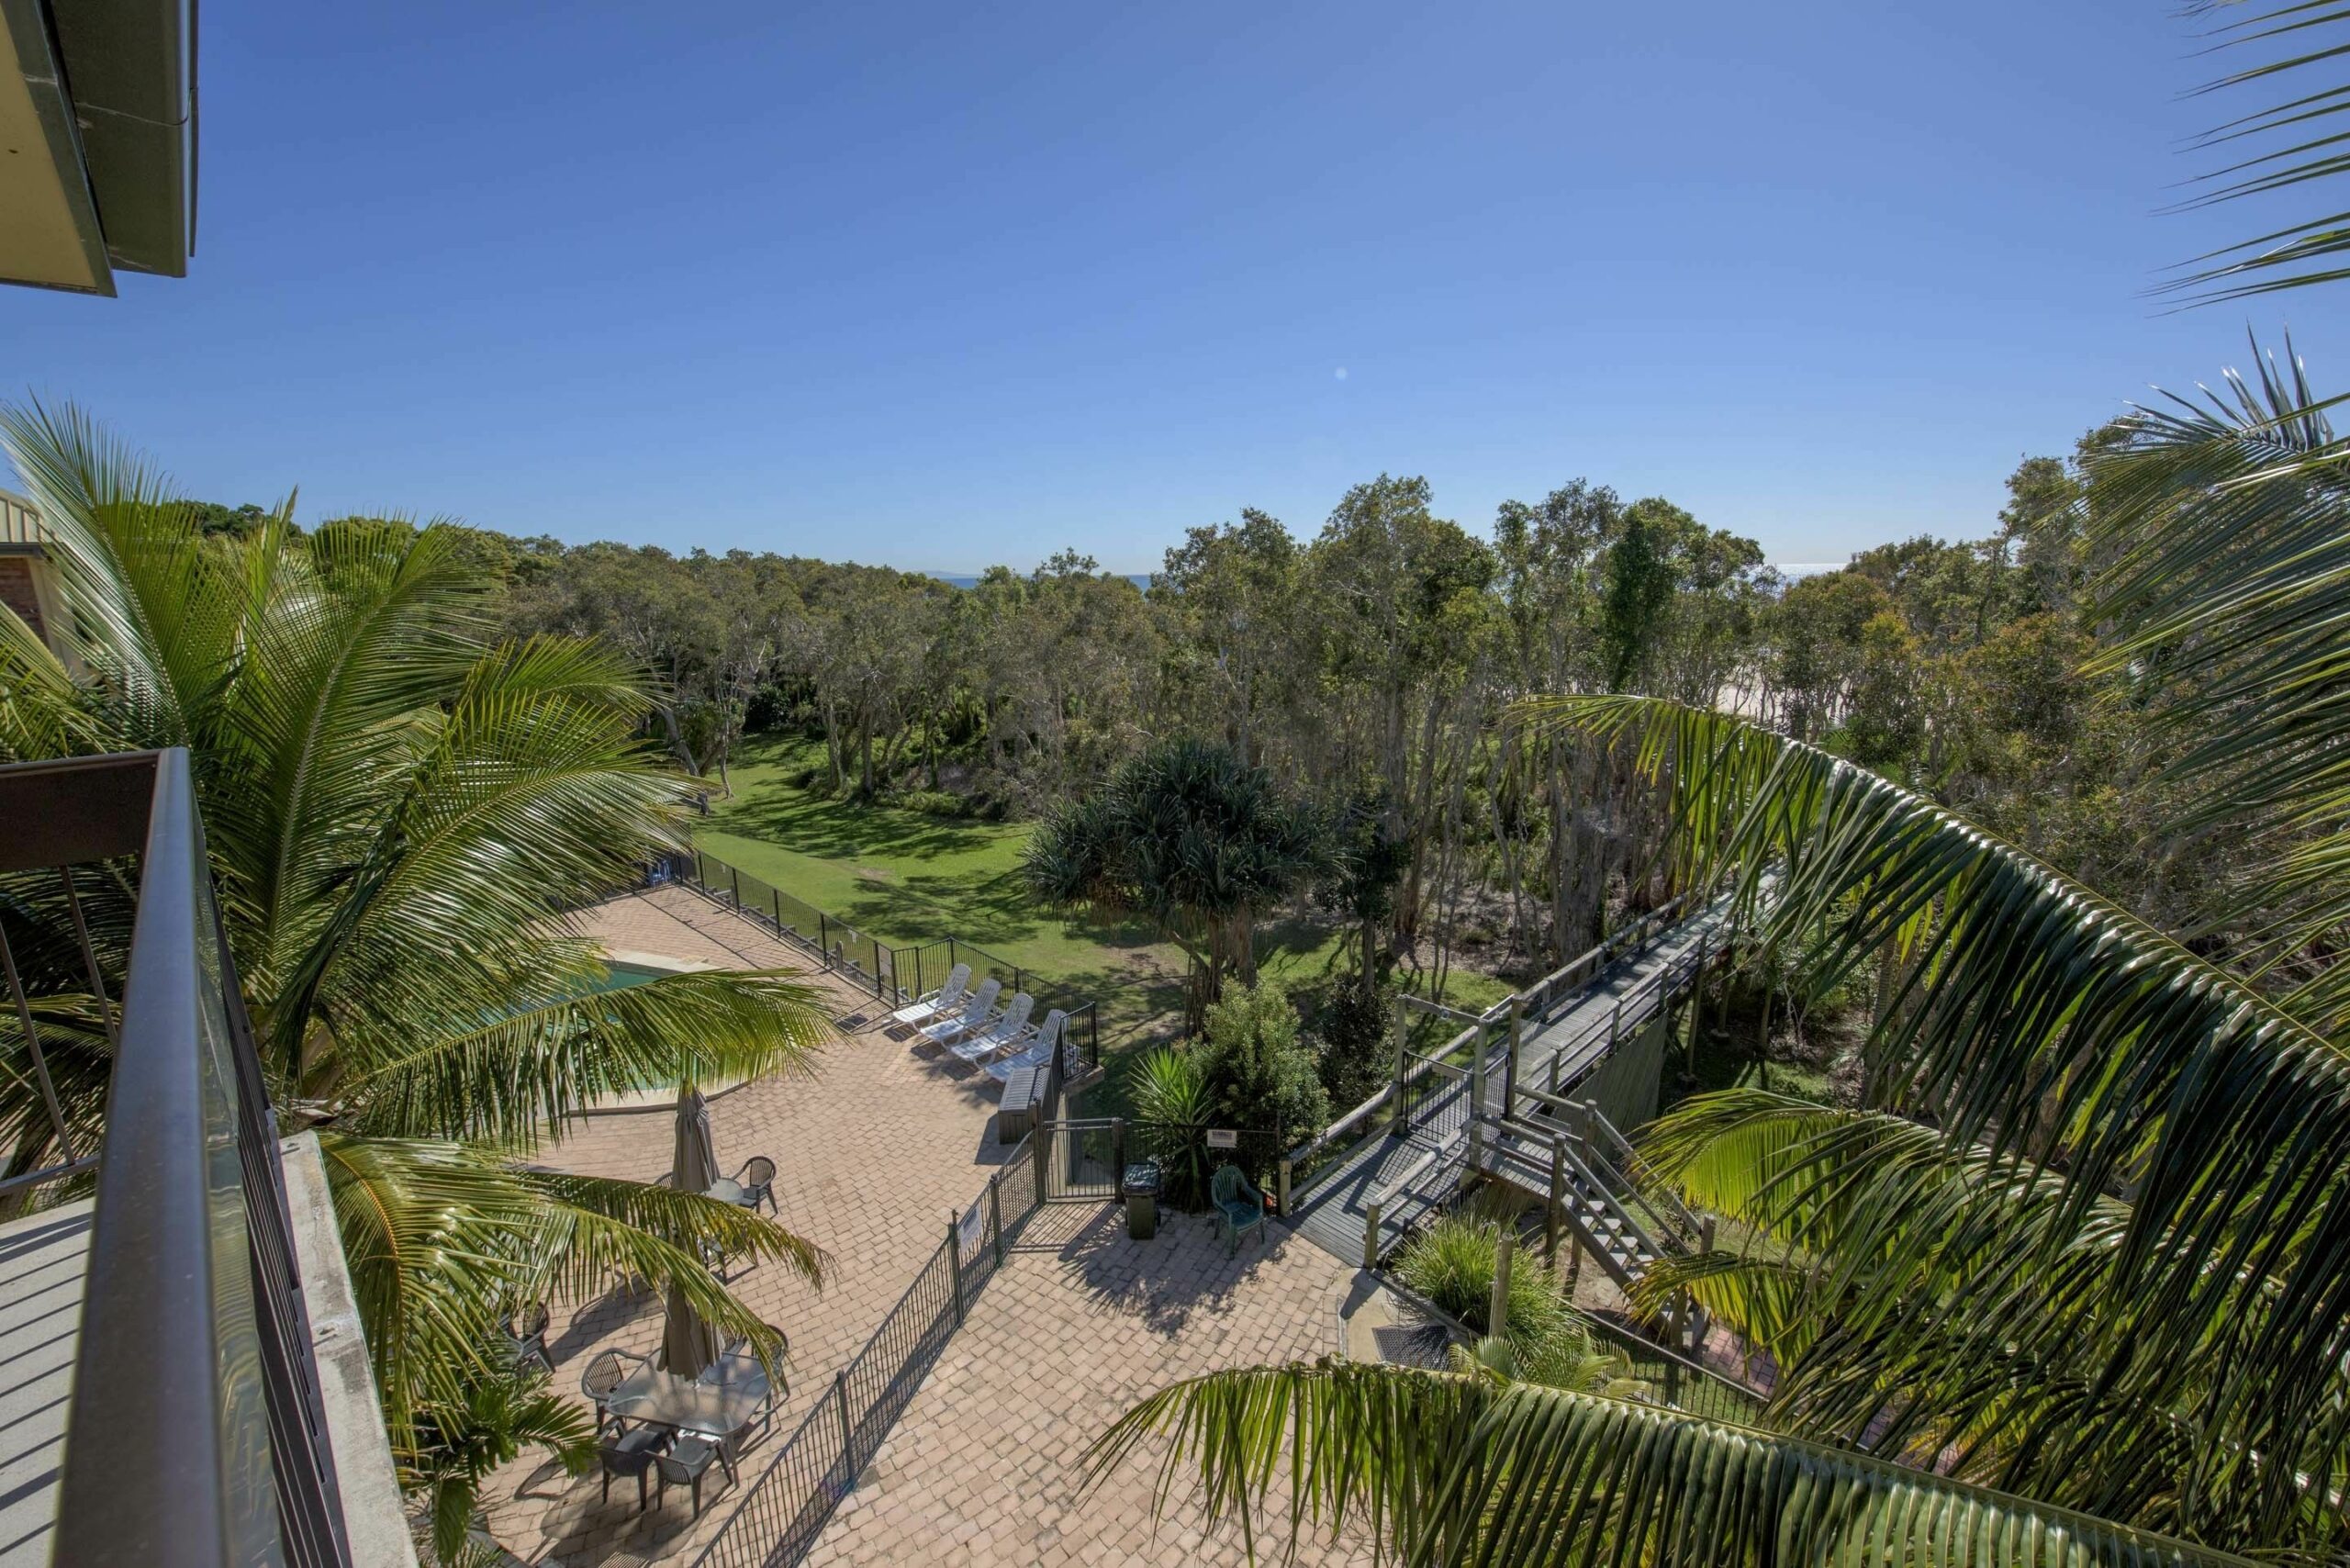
[1451,1320,1629,1394]
[1196,980,1328,1138]
[1313,979,1393,1110]
[1393,1213,1573,1341]
[895,788,970,819]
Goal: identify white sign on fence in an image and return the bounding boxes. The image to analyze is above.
[1205,1128,1238,1149]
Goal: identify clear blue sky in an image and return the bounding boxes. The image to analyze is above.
[5,0,2343,572]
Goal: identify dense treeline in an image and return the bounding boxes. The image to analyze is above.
[485,475,1777,988]
[241,432,2251,1003]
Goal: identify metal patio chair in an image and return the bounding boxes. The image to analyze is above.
[655,1434,733,1518]
[581,1348,646,1438]
[732,1156,777,1214]
[500,1300,553,1375]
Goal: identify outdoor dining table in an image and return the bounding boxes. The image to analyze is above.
[603,1362,767,1442]
[702,1177,747,1205]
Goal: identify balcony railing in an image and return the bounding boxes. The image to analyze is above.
[0,749,355,1568]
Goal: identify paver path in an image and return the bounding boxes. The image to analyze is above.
[807,1207,1381,1568]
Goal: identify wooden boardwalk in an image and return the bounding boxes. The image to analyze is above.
[1287,903,1732,1267]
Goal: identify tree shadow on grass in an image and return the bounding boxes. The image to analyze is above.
[712,778,1013,867]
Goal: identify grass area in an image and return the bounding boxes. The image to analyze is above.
[695,734,1516,1117]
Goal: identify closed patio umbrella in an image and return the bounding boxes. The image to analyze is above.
[674,1086,720,1194]
[663,1087,725,1374]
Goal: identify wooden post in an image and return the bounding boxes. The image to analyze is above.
[1031,1115,1049,1204]
[834,1372,856,1470]
[1111,1118,1126,1187]
[946,1217,965,1324]
[772,888,782,929]
[1468,1017,1488,1170]
[1388,994,1410,1136]
[1506,993,1525,1115]
[1490,1226,1515,1338]
[1278,1157,1292,1217]
[1363,1199,1383,1270]
[1546,1138,1565,1263]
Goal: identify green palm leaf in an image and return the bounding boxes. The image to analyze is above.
[320,1135,820,1437]
[2162,2,2350,303]
[2080,345,2350,1019]
[1089,1360,2253,1568]
[336,966,827,1141]
[0,403,845,1535]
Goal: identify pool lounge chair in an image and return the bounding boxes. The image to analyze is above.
[984,1010,1066,1082]
[951,992,1034,1062]
[889,963,971,1029]
[918,978,1001,1047]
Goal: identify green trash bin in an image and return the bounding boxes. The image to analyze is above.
[1121,1159,1161,1240]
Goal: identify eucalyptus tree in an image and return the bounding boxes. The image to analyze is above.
[0,402,829,1530]
[1151,509,1302,772]
[1304,476,1498,951]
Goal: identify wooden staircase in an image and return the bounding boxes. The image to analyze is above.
[1472,1099,1712,1347]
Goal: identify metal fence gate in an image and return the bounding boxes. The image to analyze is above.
[1035,1117,1122,1202]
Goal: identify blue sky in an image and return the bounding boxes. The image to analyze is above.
[5,0,2343,572]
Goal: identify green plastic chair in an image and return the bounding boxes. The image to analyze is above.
[1211,1164,1265,1255]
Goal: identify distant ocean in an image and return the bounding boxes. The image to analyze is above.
[928,573,1153,590]
[928,565,1845,590]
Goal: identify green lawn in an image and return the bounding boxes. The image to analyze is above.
[694,734,1511,1106]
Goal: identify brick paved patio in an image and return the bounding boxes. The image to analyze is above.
[807,1206,1380,1568]
[475,884,1383,1566]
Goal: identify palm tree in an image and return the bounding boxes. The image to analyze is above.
[408,1364,598,1566]
[1083,357,2350,1561]
[0,402,831,1538]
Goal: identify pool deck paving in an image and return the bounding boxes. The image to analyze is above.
[475,883,1379,1566]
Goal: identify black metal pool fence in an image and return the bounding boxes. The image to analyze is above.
[653,848,1101,1069]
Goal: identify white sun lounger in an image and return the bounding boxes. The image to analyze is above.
[890,963,971,1029]
[951,992,1034,1063]
[918,978,1001,1046]
[984,1010,1067,1083]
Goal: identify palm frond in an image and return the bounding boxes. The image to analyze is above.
[2162,2,2350,302]
[1511,693,2350,1545]
[512,1170,815,1367]
[319,1133,814,1435]
[1090,1360,2254,1568]
[2081,345,2350,1015]
[0,398,259,748]
[317,1133,534,1435]
[337,967,829,1142]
